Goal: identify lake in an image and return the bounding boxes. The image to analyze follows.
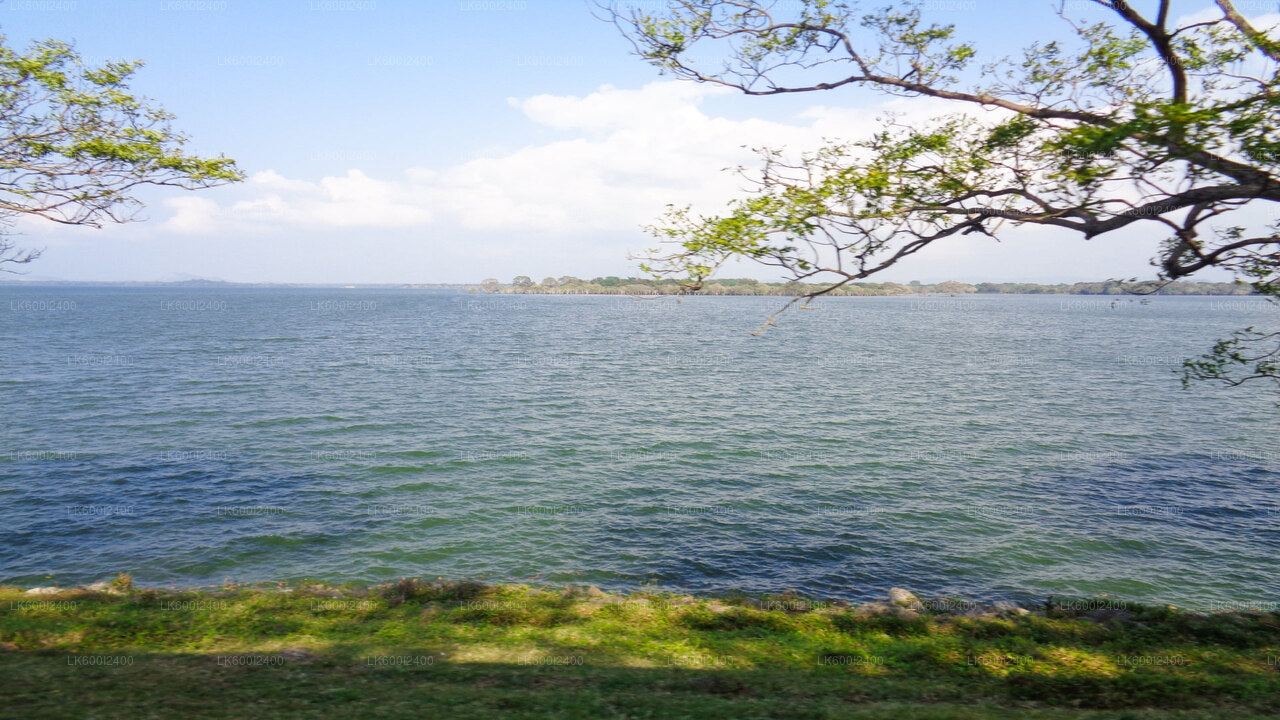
[2,286,1277,609]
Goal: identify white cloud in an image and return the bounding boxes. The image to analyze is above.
[162,81,922,240]
[1174,6,1279,28]
[136,81,757,238]
[57,82,997,252]
[161,196,221,234]
[162,169,433,234]
[412,86,998,235]
[128,79,1217,283]
[514,81,729,131]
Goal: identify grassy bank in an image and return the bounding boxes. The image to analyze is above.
[2,578,1278,719]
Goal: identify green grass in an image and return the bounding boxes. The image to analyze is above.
[1,579,1278,719]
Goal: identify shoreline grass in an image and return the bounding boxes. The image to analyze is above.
[2,578,1278,719]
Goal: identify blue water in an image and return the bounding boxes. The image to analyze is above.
[1,286,1277,608]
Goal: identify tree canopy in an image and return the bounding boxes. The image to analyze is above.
[612,0,1280,390]
[0,37,242,268]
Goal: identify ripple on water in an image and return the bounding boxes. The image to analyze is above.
[1,290,1278,605]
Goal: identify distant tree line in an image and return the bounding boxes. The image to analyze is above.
[474,277,1254,297]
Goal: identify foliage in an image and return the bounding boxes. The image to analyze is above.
[609,0,1280,387]
[1182,320,1280,390]
[0,37,242,270]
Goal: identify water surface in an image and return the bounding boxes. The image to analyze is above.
[2,287,1277,608]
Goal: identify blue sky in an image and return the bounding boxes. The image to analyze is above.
[1,0,1273,283]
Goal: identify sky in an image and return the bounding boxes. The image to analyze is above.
[0,0,1275,284]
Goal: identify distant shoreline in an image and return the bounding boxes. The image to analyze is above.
[0,278,1261,296]
[0,279,472,289]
